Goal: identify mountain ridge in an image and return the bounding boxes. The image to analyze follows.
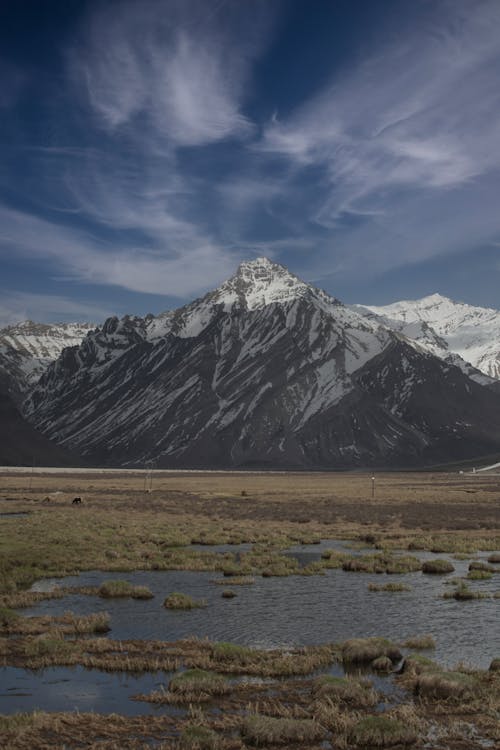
[18,258,500,469]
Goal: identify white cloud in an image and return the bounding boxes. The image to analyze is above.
[260,0,500,224]
[71,0,271,147]
[0,204,237,298]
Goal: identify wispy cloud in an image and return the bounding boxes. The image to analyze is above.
[70,0,271,147]
[260,0,500,227]
[0,204,234,298]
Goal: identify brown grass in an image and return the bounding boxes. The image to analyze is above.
[241,714,325,746]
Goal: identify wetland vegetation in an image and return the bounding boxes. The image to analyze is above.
[0,468,499,748]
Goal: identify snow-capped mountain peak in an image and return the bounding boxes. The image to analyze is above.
[0,320,95,400]
[213,257,312,310]
[358,294,500,380]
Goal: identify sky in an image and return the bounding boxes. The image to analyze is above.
[1,0,500,326]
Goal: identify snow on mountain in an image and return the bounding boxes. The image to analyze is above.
[356,294,500,382]
[22,260,500,469]
[0,320,95,401]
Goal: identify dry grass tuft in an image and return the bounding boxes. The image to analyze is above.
[241,714,325,746]
[312,675,377,706]
[163,592,207,609]
[422,559,454,574]
[349,715,417,747]
[341,637,402,666]
[401,634,436,650]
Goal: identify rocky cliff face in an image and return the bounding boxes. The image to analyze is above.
[22,259,500,468]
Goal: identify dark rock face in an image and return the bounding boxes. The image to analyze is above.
[16,259,500,468]
[0,389,79,467]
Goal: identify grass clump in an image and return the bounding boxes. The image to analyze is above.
[320,549,350,567]
[422,559,454,574]
[349,716,417,747]
[342,637,402,666]
[401,654,439,675]
[179,724,221,749]
[163,592,206,609]
[443,583,489,600]
[312,675,377,706]
[487,553,500,563]
[241,714,324,746]
[467,569,492,580]
[401,634,436,650]
[489,658,500,671]
[169,670,230,701]
[368,583,411,592]
[413,670,478,701]
[342,552,421,575]
[98,580,153,599]
[213,576,255,585]
[212,642,254,664]
[0,605,21,627]
[221,589,236,598]
[24,635,76,663]
[469,561,495,573]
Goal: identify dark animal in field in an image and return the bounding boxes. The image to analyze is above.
[42,497,51,503]
[72,497,82,505]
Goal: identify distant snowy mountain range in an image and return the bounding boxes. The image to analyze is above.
[0,320,95,403]
[2,257,498,469]
[354,295,500,383]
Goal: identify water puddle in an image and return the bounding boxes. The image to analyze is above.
[3,540,498,716]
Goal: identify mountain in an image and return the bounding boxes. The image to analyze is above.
[0,388,80,467]
[22,259,500,469]
[0,320,95,404]
[356,294,500,382]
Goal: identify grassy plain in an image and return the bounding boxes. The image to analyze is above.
[1,468,499,594]
[0,468,499,748]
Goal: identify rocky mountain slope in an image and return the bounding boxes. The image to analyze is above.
[357,294,500,382]
[22,259,500,469]
[0,321,94,403]
[0,388,80,467]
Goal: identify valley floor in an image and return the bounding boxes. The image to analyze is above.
[0,470,499,749]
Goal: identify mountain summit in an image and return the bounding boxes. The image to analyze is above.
[212,257,317,310]
[22,259,500,469]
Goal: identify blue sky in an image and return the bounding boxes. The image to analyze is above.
[1,0,500,325]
